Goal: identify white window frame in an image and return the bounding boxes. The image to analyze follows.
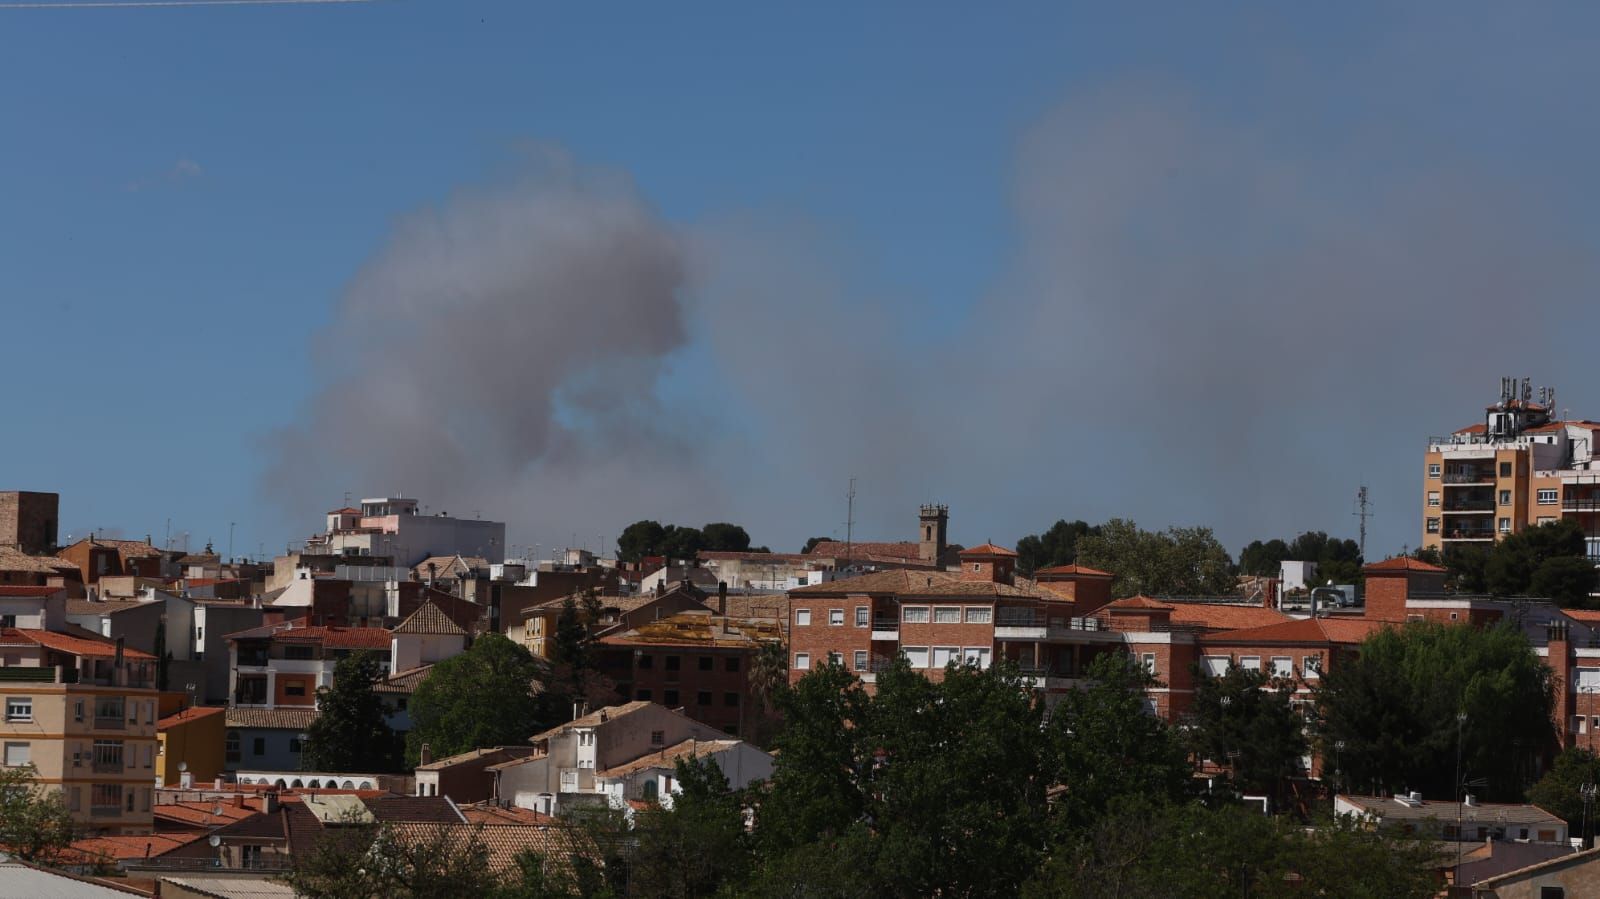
[828,608,844,626]
[855,606,869,627]
[1427,517,1441,534]
[965,607,992,624]
[962,647,991,668]
[795,609,811,627]
[931,646,959,668]
[5,697,32,723]
[827,651,843,666]
[1428,463,1441,478]
[1141,653,1156,675]
[794,652,811,671]
[1428,491,1440,507]
[1239,656,1262,672]
[1499,490,1512,507]
[1303,655,1322,678]
[1538,488,1559,505]
[853,650,868,671]
[1203,656,1230,677]
[1270,656,1293,679]
[932,606,961,624]
[902,646,930,669]
[902,606,930,624]
[1499,518,1512,534]
[2,741,29,767]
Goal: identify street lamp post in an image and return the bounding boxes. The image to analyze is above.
[1455,711,1468,889]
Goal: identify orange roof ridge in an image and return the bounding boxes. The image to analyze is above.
[960,543,1018,557]
[1364,557,1445,573]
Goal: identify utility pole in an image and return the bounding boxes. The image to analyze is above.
[1353,486,1372,560]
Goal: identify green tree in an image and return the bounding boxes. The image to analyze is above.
[1316,622,1555,801]
[304,650,398,773]
[745,639,788,747]
[616,520,666,563]
[1188,665,1307,799]
[1076,519,1234,597]
[0,764,75,863]
[1527,747,1600,834]
[863,658,1050,897]
[405,633,556,767]
[1482,519,1596,604]
[1016,519,1100,576]
[1531,554,1600,608]
[1238,538,1291,577]
[1044,652,1191,833]
[757,663,869,855]
[700,522,753,553]
[1287,531,1364,585]
[1444,543,1491,593]
[801,536,831,554]
[658,525,705,561]
[628,756,751,898]
[546,591,614,710]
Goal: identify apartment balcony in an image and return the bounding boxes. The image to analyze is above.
[994,611,1106,641]
[1442,530,1496,541]
[89,805,123,819]
[1441,501,1495,513]
[870,618,899,641]
[94,715,129,731]
[91,759,124,774]
[1443,473,1495,486]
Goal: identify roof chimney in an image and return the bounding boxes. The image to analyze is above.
[419,743,432,766]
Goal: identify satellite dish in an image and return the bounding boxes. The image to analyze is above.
[208,835,221,848]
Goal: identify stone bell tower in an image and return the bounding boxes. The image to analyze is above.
[918,504,948,564]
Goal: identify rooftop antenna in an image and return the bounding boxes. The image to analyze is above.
[845,477,856,562]
[1353,486,1372,561]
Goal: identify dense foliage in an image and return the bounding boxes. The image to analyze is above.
[1238,530,1363,585]
[303,650,400,773]
[1015,519,1101,575]
[1439,520,1597,606]
[1315,621,1554,801]
[1527,747,1600,833]
[1075,518,1235,597]
[616,520,768,563]
[1188,664,1308,799]
[405,633,558,766]
[0,764,75,863]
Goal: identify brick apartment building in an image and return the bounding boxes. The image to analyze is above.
[1423,378,1600,556]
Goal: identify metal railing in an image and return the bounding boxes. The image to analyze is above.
[1443,473,1495,485]
[871,618,900,631]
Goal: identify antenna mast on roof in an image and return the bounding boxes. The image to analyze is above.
[1353,485,1372,561]
[845,477,856,563]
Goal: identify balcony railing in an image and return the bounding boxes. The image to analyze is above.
[90,805,123,818]
[1443,530,1496,540]
[94,716,127,731]
[995,610,1041,627]
[1441,502,1494,513]
[871,618,900,632]
[1443,473,1495,485]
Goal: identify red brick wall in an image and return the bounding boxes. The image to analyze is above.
[787,596,875,682]
[1364,575,1409,621]
[604,645,756,735]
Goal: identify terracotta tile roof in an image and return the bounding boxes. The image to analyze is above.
[224,707,320,730]
[412,555,488,578]
[154,799,261,828]
[789,569,1058,599]
[960,543,1018,557]
[329,507,362,515]
[65,831,204,862]
[373,664,433,694]
[1203,616,1388,646]
[224,622,392,649]
[0,585,64,597]
[385,823,595,876]
[697,551,813,562]
[393,601,467,637]
[1364,557,1446,574]
[597,738,745,778]
[1454,423,1488,435]
[158,705,226,729]
[805,540,924,560]
[719,594,787,621]
[415,744,540,771]
[0,547,79,574]
[600,612,782,649]
[3,627,157,659]
[183,578,242,587]
[1033,564,1113,578]
[1104,595,1176,611]
[1563,609,1600,624]
[64,538,163,561]
[1166,603,1290,631]
[65,599,159,617]
[531,701,653,742]
[458,803,553,825]
[365,795,464,823]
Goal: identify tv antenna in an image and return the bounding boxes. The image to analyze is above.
[1353,485,1373,560]
[845,477,856,561]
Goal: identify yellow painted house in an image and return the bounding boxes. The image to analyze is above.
[157,705,226,787]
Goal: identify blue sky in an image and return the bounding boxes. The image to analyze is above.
[4,2,1600,562]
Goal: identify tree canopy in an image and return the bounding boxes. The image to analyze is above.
[1238,531,1363,584]
[303,650,400,773]
[405,633,558,766]
[616,519,767,562]
[1188,664,1308,800]
[1075,519,1235,597]
[1527,747,1600,833]
[1015,519,1100,576]
[1315,621,1555,801]
[0,764,75,863]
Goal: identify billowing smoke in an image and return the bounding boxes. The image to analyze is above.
[268,54,1600,559]
[264,154,720,537]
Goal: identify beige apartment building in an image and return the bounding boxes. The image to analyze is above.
[1423,378,1600,559]
[0,629,160,834]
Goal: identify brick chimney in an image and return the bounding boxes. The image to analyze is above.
[419,743,432,766]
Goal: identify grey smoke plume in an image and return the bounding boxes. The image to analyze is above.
[264,154,716,533]
[269,29,1600,558]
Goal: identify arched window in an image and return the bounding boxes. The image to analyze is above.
[341,780,354,789]
[291,779,304,789]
